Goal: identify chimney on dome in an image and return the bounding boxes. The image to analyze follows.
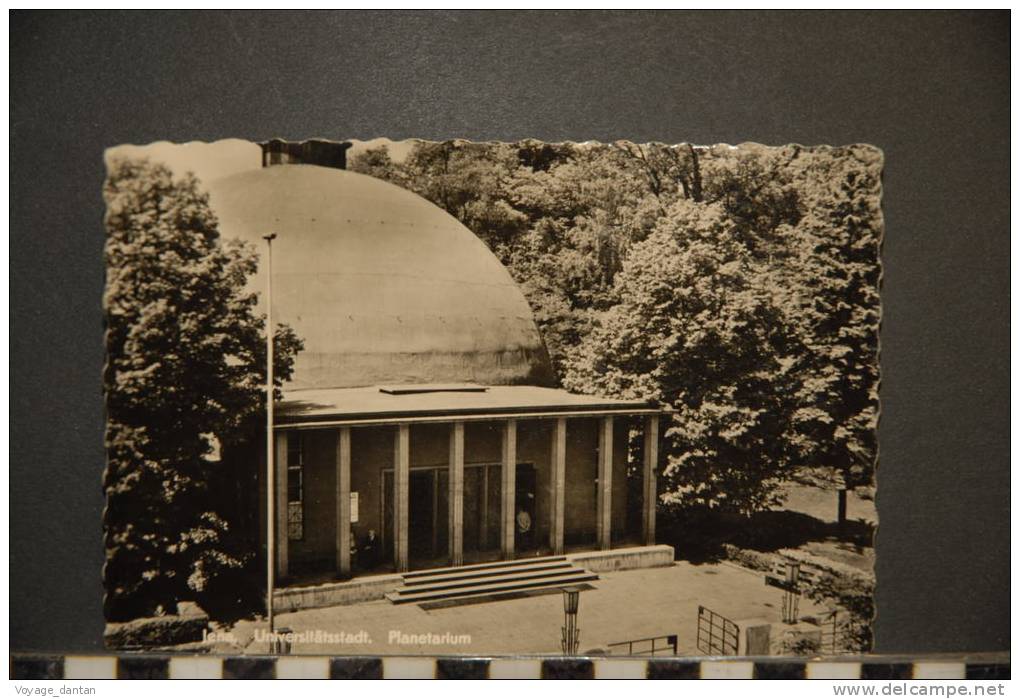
[259,139,353,170]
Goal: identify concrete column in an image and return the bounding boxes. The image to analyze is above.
[336,427,351,578]
[480,465,489,550]
[275,430,289,579]
[549,417,567,555]
[597,416,613,550]
[393,424,410,572]
[643,415,659,546]
[448,421,465,566]
[500,419,517,559]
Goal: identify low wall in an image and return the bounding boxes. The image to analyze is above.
[567,544,674,572]
[273,573,403,614]
[722,543,874,584]
[104,602,209,649]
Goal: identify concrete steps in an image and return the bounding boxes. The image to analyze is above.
[402,554,569,579]
[402,556,571,586]
[387,556,597,605]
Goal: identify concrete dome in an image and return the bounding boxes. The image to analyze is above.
[206,165,556,390]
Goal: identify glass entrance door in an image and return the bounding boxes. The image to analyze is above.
[382,467,450,569]
[515,463,537,552]
[383,462,529,569]
[408,470,435,564]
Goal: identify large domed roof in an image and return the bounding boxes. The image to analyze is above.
[206,165,555,390]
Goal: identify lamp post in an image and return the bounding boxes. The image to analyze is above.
[263,233,277,648]
[560,586,582,655]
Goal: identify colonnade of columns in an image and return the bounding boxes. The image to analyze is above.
[273,414,659,579]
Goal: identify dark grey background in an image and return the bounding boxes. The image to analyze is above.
[10,10,1009,653]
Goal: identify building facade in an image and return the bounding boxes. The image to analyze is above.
[205,141,667,586]
[271,388,662,579]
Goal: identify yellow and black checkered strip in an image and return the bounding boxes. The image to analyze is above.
[10,655,1010,680]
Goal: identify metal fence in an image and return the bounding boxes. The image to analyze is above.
[607,634,679,656]
[818,609,843,655]
[696,605,740,656]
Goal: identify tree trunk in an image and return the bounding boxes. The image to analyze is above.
[837,488,848,526]
[687,143,703,202]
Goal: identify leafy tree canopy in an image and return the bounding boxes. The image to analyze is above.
[350,140,882,514]
[103,158,302,621]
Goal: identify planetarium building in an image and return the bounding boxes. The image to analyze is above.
[208,141,671,609]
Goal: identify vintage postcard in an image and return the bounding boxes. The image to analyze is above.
[102,137,881,657]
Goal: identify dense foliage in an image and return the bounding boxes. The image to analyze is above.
[351,140,882,515]
[103,159,302,621]
[804,570,875,653]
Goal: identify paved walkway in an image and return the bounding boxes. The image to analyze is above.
[223,561,824,656]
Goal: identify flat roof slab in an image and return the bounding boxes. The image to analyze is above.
[278,384,662,426]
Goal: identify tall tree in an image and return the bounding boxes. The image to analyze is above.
[785,147,883,499]
[103,159,302,621]
[398,140,530,253]
[347,144,406,187]
[613,141,703,204]
[347,139,881,517]
[565,201,803,514]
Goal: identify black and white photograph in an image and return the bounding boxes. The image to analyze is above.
[101,136,882,658]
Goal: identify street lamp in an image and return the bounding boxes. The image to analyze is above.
[560,586,582,655]
[263,233,279,652]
